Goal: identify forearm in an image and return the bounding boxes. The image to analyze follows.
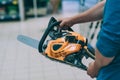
[87,48,114,78]
[94,49,114,75]
[71,0,106,24]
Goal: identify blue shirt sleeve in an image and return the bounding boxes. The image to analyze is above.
[96,0,120,57]
[96,30,120,57]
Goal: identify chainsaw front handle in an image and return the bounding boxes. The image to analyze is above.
[38,17,73,52]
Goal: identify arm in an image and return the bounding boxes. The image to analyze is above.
[71,0,106,23]
[87,49,114,78]
[59,0,106,27]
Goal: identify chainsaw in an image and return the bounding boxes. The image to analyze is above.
[17,17,95,71]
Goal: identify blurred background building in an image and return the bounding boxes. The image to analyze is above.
[0,0,101,80]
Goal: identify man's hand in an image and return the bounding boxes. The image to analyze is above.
[87,61,98,78]
[59,17,74,29]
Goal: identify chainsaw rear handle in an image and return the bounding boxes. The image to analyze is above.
[38,17,73,53]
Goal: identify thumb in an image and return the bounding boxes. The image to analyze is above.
[57,19,65,28]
